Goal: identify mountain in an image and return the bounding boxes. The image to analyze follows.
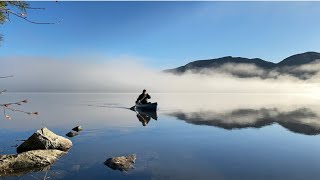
[277,51,320,66]
[164,52,320,79]
[164,56,276,74]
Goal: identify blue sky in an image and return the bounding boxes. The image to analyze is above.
[1,1,320,69]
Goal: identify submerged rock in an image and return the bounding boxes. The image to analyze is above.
[0,150,65,177]
[104,154,136,171]
[66,131,78,138]
[72,126,82,132]
[17,127,72,153]
[0,164,50,177]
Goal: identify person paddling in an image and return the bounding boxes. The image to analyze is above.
[136,89,151,104]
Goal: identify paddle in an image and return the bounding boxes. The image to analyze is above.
[130,105,135,111]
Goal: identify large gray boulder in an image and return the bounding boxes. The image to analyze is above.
[17,127,72,153]
[104,154,136,171]
[0,150,65,177]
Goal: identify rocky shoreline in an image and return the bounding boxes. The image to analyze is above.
[0,126,137,177]
[0,150,65,177]
[0,127,72,177]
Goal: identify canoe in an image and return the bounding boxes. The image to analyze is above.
[136,108,158,120]
[135,102,157,110]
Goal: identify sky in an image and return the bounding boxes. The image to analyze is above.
[1,2,320,93]
[1,1,320,69]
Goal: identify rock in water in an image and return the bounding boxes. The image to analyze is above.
[66,131,78,137]
[0,150,65,177]
[72,126,82,132]
[104,154,136,171]
[17,127,72,153]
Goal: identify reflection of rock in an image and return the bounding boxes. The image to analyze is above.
[104,154,136,171]
[70,164,81,172]
[72,126,82,132]
[17,127,73,153]
[66,131,78,138]
[0,150,65,177]
[168,108,320,135]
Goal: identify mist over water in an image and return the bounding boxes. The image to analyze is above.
[1,57,320,94]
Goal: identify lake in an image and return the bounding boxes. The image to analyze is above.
[1,93,320,180]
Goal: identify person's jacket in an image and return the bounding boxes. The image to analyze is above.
[136,93,151,104]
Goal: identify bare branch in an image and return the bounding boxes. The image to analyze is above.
[1,99,38,119]
[0,75,13,78]
[3,107,10,119]
[24,7,45,10]
[3,106,39,120]
[6,9,54,24]
[0,99,28,107]
[0,89,7,94]
[4,107,39,115]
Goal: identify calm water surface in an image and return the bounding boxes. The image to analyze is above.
[1,93,320,180]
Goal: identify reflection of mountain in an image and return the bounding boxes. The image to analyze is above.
[167,108,320,135]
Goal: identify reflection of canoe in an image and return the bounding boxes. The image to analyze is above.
[135,102,157,110]
[136,108,158,120]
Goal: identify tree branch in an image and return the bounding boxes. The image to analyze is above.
[8,3,45,10]
[4,107,38,115]
[0,75,13,78]
[5,9,54,24]
[0,89,7,94]
[1,99,39,120]
[0,99,28,107]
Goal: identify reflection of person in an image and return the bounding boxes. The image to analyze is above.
[136,112,151,126]
[136,89,151,104]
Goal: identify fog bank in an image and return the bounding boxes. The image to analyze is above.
[1,56,320,94]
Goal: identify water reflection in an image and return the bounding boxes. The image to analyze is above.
[133,109,157,127]
[167,107,320,135]
[0,165,51,178]
[2,93,320,179]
